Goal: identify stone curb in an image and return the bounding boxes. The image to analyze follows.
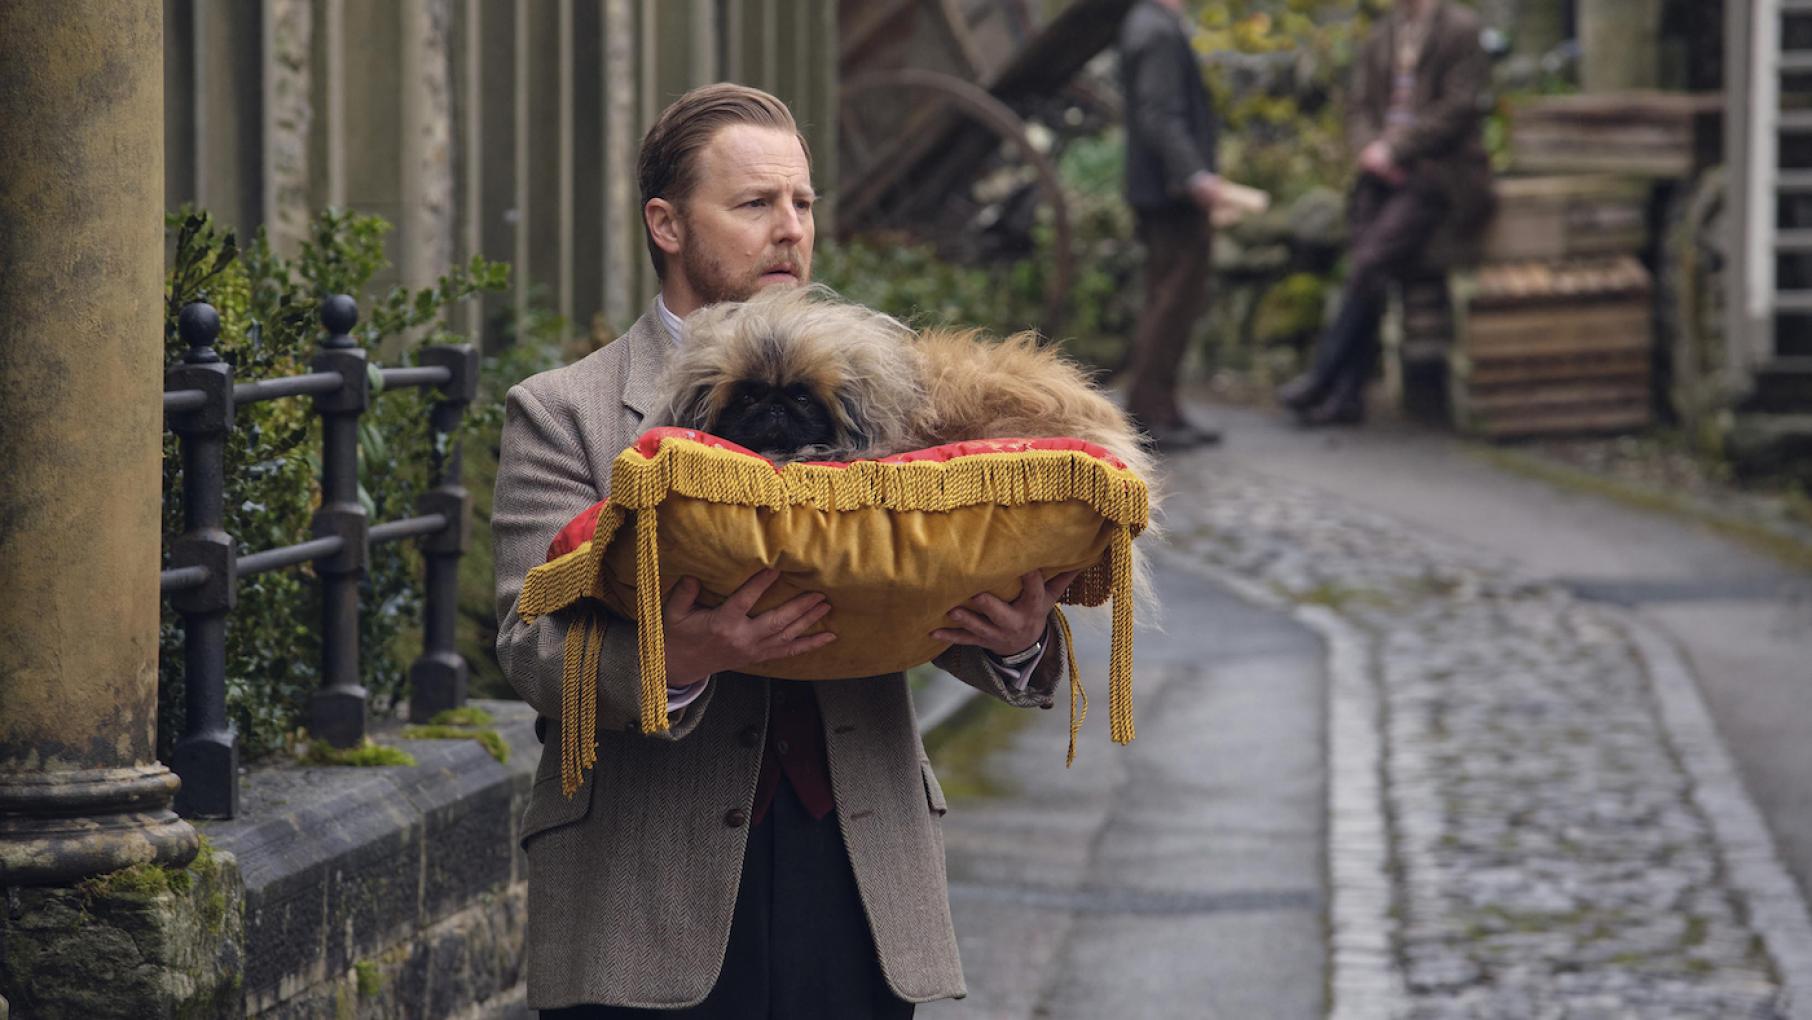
[1617,612,1812,1020]
[1172,553,1409,1020]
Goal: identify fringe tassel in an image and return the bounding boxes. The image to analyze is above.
[634,507,669,735]
[1108,524,1136,746]
[1054,608,1087,767]
[559,608,605,798]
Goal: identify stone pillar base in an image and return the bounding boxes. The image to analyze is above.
[0,765,195,885]
[0,840,244,1019]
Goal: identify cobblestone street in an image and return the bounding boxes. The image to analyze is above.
[926,408,1812,1019]
[1166,458,1809,1017]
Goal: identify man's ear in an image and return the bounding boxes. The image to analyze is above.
[645,198,684,258]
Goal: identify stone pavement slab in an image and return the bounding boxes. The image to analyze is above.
[922,557,1328,1020]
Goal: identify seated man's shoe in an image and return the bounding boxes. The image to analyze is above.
[1300,395,1364,428]
[1144,420,1223,451]
[1275,373,1324,411]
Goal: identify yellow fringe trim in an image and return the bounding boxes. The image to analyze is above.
[1108,525,1135,745]
[634,507,668,736]
[1054,608,1087,767]
[559,608,606,798]
[518,436,1151,796]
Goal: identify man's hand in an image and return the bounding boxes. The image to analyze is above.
[932,569,1082,659]
[663,569,835,687]
[1359,140,1406,186]
[1185,172,1224,214]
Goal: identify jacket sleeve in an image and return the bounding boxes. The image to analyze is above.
[1384,22,1490,164]
[1126,31,1214,196]
[492,383,714,741]
[932,615,1069,710]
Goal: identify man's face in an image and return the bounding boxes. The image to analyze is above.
[665,124,814,310]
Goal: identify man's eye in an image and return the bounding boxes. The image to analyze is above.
[743,199,767,209]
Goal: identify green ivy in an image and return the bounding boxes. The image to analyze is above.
[160,208,509,761]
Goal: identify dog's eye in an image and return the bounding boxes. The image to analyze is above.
[790,391,813,406]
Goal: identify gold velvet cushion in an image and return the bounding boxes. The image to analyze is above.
[515,428,1150,794]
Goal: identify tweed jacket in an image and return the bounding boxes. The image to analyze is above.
[493,304,1070,1011]
[1347,1,1496,242]
[1119,0,1219,212]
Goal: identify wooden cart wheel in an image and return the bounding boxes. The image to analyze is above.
[842,69,1077,337]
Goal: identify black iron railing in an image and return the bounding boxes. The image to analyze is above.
[161,296,476,820]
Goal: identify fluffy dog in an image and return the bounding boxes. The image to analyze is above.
[651,285,1154,484]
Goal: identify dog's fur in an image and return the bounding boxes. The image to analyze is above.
[654,285,1154,483]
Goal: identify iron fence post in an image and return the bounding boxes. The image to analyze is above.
[309,295,370,747]
[408,344,478,722]
[164,302,239,818]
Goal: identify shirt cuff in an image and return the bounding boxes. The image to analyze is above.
[666,677,711,712]
[984,642,1047,693]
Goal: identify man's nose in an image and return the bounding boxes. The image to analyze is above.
[772,203,805,244]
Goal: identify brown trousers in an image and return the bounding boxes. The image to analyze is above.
[1126,208,1212,427]
[1304,174,1450,411]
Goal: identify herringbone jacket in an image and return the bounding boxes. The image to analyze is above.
[492,305,1069,1010]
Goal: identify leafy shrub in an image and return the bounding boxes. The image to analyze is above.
[160,208,509,761]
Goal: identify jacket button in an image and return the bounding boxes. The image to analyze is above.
[776,739,790,756]
[737,725,760,748]
[724,808,748,828]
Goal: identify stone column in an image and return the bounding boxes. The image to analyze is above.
[0,0,198,884]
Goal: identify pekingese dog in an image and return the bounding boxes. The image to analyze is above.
[651,285,1155,484]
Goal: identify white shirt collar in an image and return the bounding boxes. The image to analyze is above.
[654,293,685,346]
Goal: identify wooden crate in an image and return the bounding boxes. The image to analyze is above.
[1451,256,1655,439]
[1507,90,1722,179]
[1479,175,1650,263]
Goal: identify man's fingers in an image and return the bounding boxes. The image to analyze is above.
[946,608,1004,644]
[664,576,701,618]
[964,592,1014,622]
[1044,569,1082,602]
[756,591,827,635]
[755,629,836,663]
[722,568,782,615]
[931,628,982,645]
[773,600,832,642]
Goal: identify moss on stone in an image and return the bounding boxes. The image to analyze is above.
[428,705,495,726]
[303,739,417,768]
[353,959,383,998]
[401,724,509,764]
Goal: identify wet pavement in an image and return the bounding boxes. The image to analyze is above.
[922,404,1812,1019]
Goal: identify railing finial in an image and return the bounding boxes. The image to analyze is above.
[319,294,359,349]
[179,301,222,365]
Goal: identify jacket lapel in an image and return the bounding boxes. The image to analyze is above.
[618,301,672,422]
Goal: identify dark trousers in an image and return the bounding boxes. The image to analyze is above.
[1303,174,1450,412]
[542,782,913,1020]
[1126,206,1212,427]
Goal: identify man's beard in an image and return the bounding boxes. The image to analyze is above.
[681,239,807,306]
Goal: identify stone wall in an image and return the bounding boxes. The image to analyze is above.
[2,700,541,1018]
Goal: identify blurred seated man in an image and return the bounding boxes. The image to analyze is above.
[1277,0,1495,426]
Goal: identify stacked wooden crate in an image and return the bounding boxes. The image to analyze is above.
[1449,174,1657,438]
[1505,91,1722,179]
[1451,257,1654,437]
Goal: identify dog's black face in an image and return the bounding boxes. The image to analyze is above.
[708,379,840,457]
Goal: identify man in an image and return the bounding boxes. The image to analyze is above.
[492,84,1075,1018]
[1119,0,1227,450]
[1276,0,1494,425]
